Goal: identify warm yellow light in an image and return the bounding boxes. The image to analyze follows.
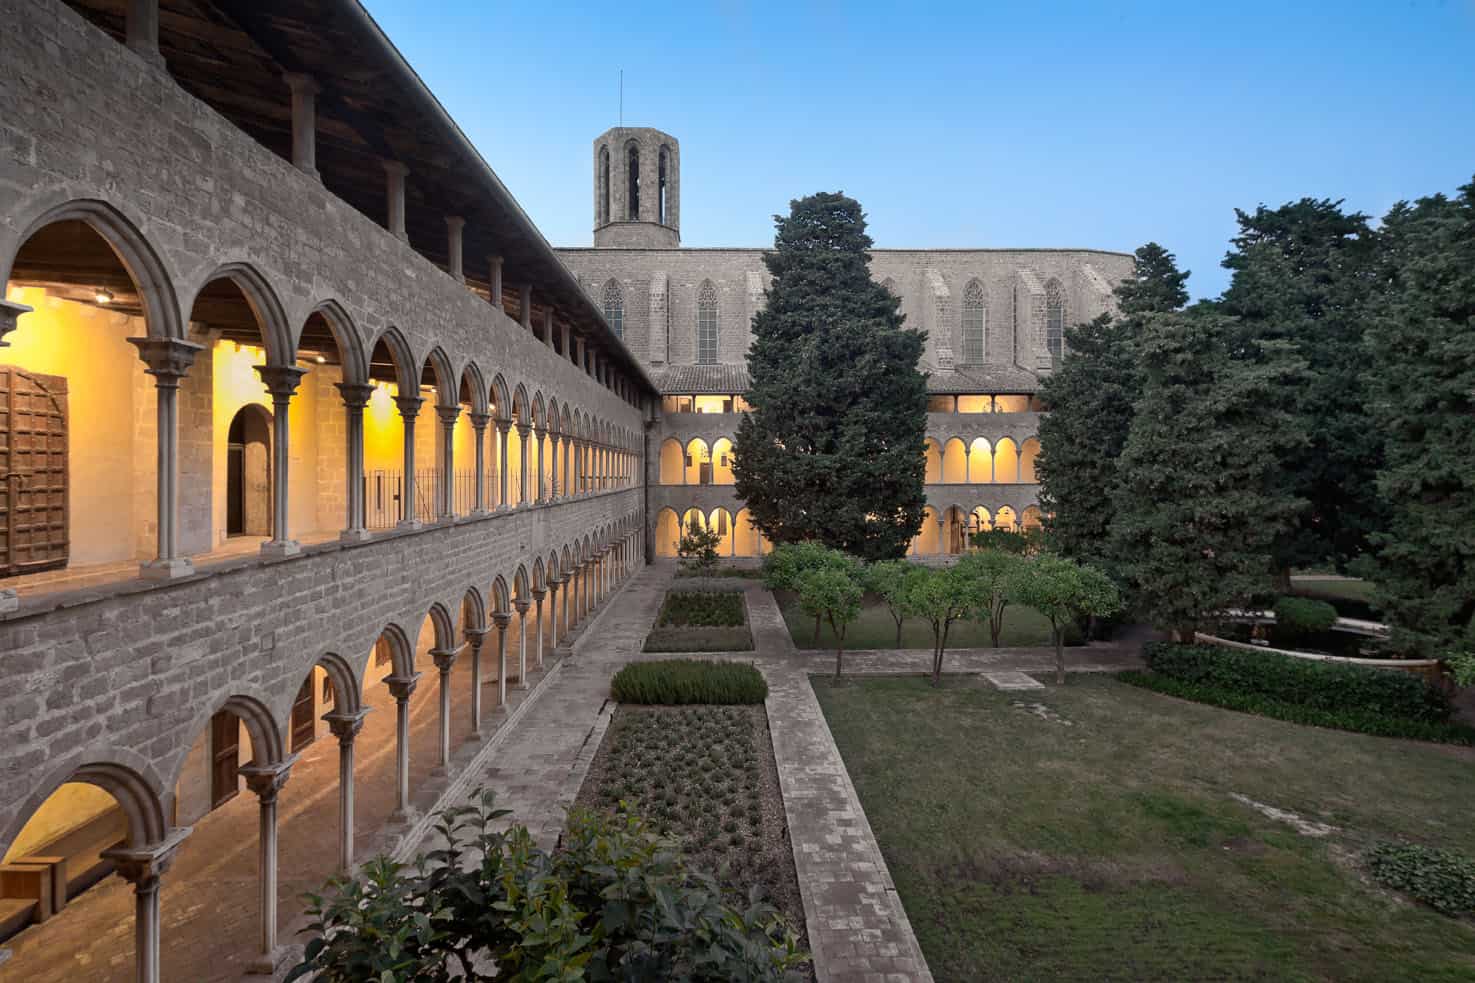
[315,355,327,364]
[95,288,113,304]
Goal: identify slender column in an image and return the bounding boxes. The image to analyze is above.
[102,829,189,983]
[395,394,423,528]
[126,0,164,67]
[546,580,561,649]
[469,412,491,514]
[513,599,530,688]
[385,674,420,821]
[464,628,488,737]
[128,337,204,581]
[492,613,511,708]
[517,424,532,507]
[519,285,532,332]
[0,299,20,612]
[435,404,459,520]
[336,383,374,542]
[488,256,505,312]
[531,588,547,669]
[324,711,366,870]
[497,421,511,509]
[551,433,563,498]
[254,365,308,558]
[445,216,465,282]
[240,760,294,974]
[283,73,321,179]
[383,161,409,240]
[534,427,547,503]
[430,648,457,771]
[560,575,570,640]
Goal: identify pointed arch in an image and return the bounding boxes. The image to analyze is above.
[489,374,511,421]
[491,576,512,614]
[1045,277,1066,361]
[185,262,294,367]
[602,279,624,340]
[967,437,992,483]
[942,437,967,484]
[923,437,942,484]
[598,144,611,225]
[696,279,719,365]
[301,299,369,385]
[366,326,415,390]
[1020,437,1041,483]
[626,141,641,220]
[3,754,171,858]
[458,361,488,415]
[961,277,986,366]
[994,438,1020,483]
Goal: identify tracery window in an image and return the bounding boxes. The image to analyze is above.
[602,279,624,340]
[696,280,719,365]
[1045,278,1066,360]
[961,278,986,365]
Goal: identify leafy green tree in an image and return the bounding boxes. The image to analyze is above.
[1037,243,1188,576]
[863,559,919,649]
[968,527,1036,556]
[677,517,722,575]
[1219,199,1381,577]
[1007,554,1121,684]
[902,566,974,686]
[796,567,863,679]
[733,192,928,561]
[955,549,1024,648]
[1366,180,1475,659]
[762,541,859,640]
[1110,311,1305,641]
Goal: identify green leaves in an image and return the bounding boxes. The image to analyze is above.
[1367,842,1475,916]
[610,660,769,705]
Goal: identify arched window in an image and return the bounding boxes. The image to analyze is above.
[626,144,641,220]
[658,147,669,225]
[602,279,624,340]
[598,145,610,225]
[961,278,986,365]
[696,280,719,364]
[1045,278,1066,360]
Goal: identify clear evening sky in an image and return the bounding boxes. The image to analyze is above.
[362,1,1475,300]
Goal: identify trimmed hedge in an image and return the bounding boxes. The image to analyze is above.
[659,590,748,627]
[642,626,755,653]
[1367,842,1475,916]
[611,659,768,704]
[1143,641,1452,721]
[1273,596,1338,638]
[1118,671,1475,745]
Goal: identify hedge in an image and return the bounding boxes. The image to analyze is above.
[642,626,755,653]
[1118,671,1475,745]
[658,590,748,628]
[611,659,768,704]
[1366,842,1475,916]
[1143,641,1452,721]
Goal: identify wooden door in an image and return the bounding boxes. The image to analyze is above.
[0,366,68,577]
[210,711,240,809]
[290,676,315,752]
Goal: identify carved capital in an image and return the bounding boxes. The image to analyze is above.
[253,364,308,401]
[393,394,424,421]
[469,411,492,431]
[513,598,531,615]
[516,423,532,439]
[324,709,368,744]
[435,404,462,428]
[385,672,421,702]
[492,612,513,630]
[531,587,547,603]
[429,647,458,673]
[496,419,513,436]
[0,298,33,347]
[128,337,204,384]
[103,827,191,889]
[240,758,296,803]
[335,381,376,409]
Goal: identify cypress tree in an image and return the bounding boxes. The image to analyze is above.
[732,192,927,561]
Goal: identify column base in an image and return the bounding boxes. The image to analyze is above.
[339,528,372,544]
[244,945,291,976]
[388,808,417,825]
[396,519,424,532]
[470,508,492,517]
[140,558,194,581]
[0,589,17,614]
[259,540,302,560]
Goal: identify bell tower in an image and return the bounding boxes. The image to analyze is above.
[593,127,680,248]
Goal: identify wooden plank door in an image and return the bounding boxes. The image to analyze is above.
[0,366,69,577]
[209,711,240,810]
[290,676,315,752]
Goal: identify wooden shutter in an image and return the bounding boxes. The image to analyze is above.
[209,712,240,810]
[290,677,315,752]
[0,366,69,577]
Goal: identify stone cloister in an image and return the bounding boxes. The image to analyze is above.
[0,0,655,978]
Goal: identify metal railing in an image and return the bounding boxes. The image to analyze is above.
[366,470,501,529]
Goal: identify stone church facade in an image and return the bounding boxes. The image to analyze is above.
[556,127,1134,559]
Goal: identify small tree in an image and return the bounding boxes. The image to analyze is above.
[763,542,858,640]
[863,559,918,649]
[677,517,723,575]
[955,549,1024,648]
[1008,554,1121,685]
[902,566,973,686]
[796,567,863,679]
[969,527,1036,555]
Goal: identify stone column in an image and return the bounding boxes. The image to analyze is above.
[283,73,320,179]
[464,628,488,738]
[497,421,511,509]
[531,588,547,669]
[336,383,374,542]
[492,613,511,708]
[469,412,491,514]
[102,829,190,983]
[534,427,547,503]
[429,647,457,772]
[435,404,459,520]
[125,0,164,67]
[254,365,308,558]
[383,161,409,240]
[516,423,532,507]
[549,433,561,498]
[559,576,570,640]
[547,579,561,648]
[128,337,204,581]
[445,216,465,282]
[395,394,423,528]
[324,710,366,870]
[488,256,504,312]
[240,760,294,974]
[513,598,530,689]
[385,673,420,821]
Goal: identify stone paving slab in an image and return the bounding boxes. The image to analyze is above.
[982,670,1047,690]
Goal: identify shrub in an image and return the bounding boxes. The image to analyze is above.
[1118,671,1475,745]
[1367,842,1475,915]
[1143,641,1452,721]
[678,518,723,575]
[612,659,768,704]
[1273,596,1339,639]
[287,791,806,981]
[761,542,857,591]
[659,590,747,627]
[642,626,755,653]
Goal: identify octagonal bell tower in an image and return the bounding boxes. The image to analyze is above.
[593,127,680,248]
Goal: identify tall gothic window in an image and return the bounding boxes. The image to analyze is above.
[626,144,641,220]
[961,278,986,365]
[602,279,624,340]
[598,146,610,224]
[696,280,718,364]
[658,147,669,225]
[1045,278,1066,360]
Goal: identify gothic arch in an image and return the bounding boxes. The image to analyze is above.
[696,279,719,364]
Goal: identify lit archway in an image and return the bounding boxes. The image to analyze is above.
[942,438,967,483]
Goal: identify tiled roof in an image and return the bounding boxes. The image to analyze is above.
[925,365,1042,394]
[653,364,753,394]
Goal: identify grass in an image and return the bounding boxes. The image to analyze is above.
[1291,577,1376,603]
[611,658,767,704]
[812,674,1475,982]
[777,590,1055,649]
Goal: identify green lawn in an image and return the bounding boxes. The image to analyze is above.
[1292,577,1377,603]
[778,590,1055,649]
[813,674,1475,982]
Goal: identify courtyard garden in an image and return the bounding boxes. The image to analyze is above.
[643,583,754,652]
[777,587,1057,650]
[814,673,1475,983]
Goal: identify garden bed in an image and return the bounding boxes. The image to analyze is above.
[575,703,809,971]
[776,588,1059,650]
[643,587,754,652]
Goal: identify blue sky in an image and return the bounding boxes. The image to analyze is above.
[363,0,1475,299]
